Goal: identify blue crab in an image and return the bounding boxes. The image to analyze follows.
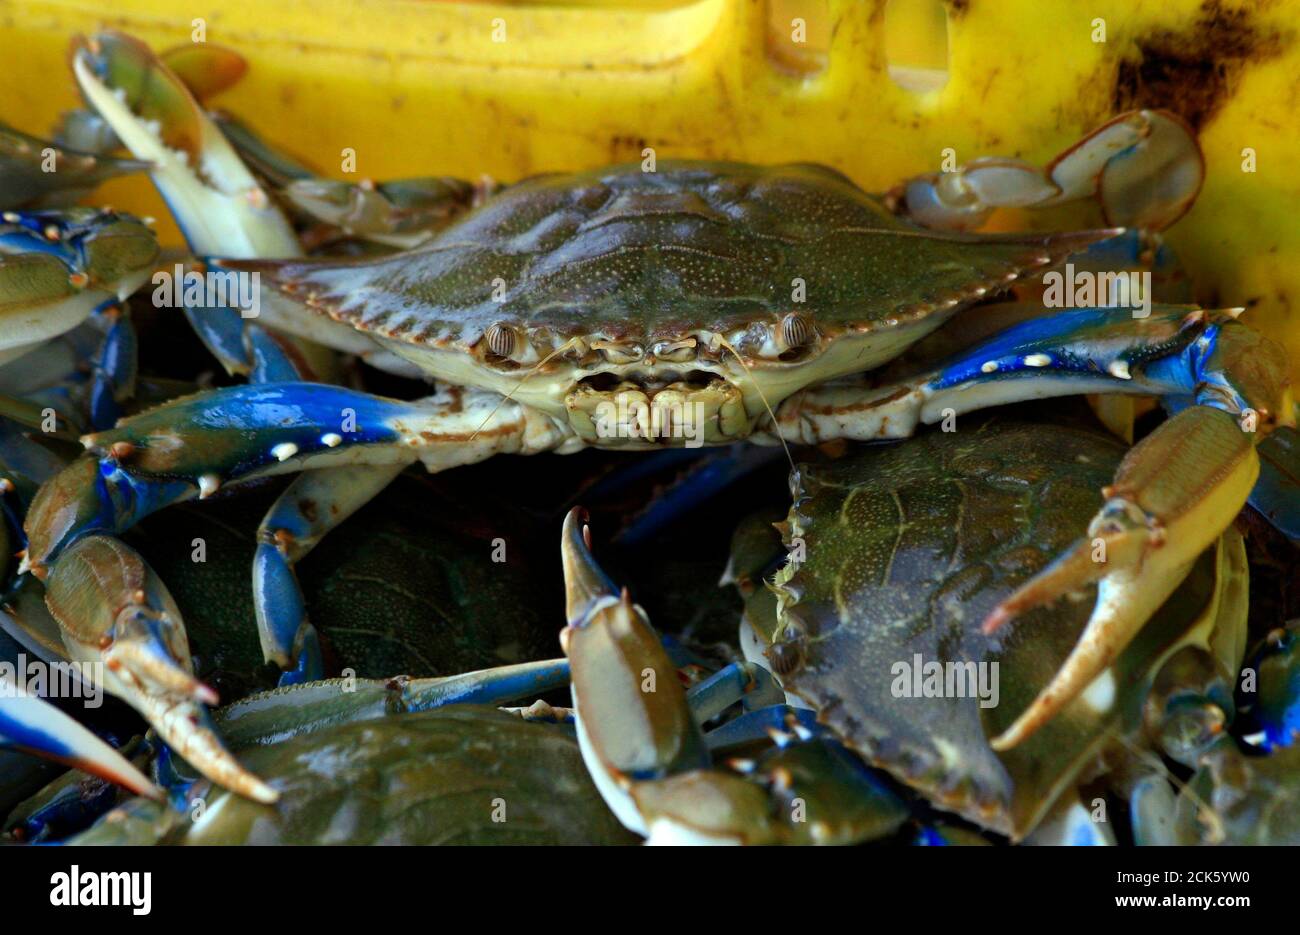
[7,31,1295,803]
[730,415,1250,840]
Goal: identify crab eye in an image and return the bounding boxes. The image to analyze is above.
[780,312,813,354]
[768,616,808,677]
[485,322,520,361]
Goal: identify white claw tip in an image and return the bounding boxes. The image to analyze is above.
[1108,359,1132,380]
[321,433,343,448]
[980,360,999,374]
[271,442,299,462]
[197,473,220,498]
[1023,353,1052,368]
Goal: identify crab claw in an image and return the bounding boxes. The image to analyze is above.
[0,673,161,799]
[41,534,277,803]
[901,110,1203,233]
[984,406,1259,751]
[70,31,298,258]
[560,508,709,835]
[560,508,618,628]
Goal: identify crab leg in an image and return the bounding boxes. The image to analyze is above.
[85,304,138,430]
[182,299,313,382]
[897,110,1203,233]
[0,673,160,799]
[686,660,787,721]
[213,658,572,749]
[0,414,70,488]
[767,308,1293,750]
[23,382,567,574]
[764,308,1277,444]
[19,384,567,797]
[214,112,488,249]
[253,463,404,681]
[701,704,822,751]
[0,122,147,211]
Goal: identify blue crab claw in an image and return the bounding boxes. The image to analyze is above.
[0,208,158,368]
[900,110,1203,233]
[560,508,907,845]
[1252,426,1300,543]
[560,508,711,836]
[51,41,247,157]
[0,674,161,799]
[70,31,298,259]
[21,380,566,702]
[20,383,475,576]
[974,312,1295,750]
[38,534,277,803]
[983,406,1266,751]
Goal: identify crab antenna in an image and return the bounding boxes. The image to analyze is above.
[468,336,584,442]
[712,334,796,475]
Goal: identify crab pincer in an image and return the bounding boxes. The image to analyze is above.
[35,534,277,803]
[70,31,298,260]
[0,672,161,800]
[980,315,1294,750]
[897,109,1204,234]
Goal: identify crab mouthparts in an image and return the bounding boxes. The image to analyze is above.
[565,372,748,447]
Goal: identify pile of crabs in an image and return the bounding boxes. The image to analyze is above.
[1,31,1298,845]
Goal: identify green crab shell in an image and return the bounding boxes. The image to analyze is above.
[72,706,638,845]
[759,417,1246,840]
[230,162,1107,410]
